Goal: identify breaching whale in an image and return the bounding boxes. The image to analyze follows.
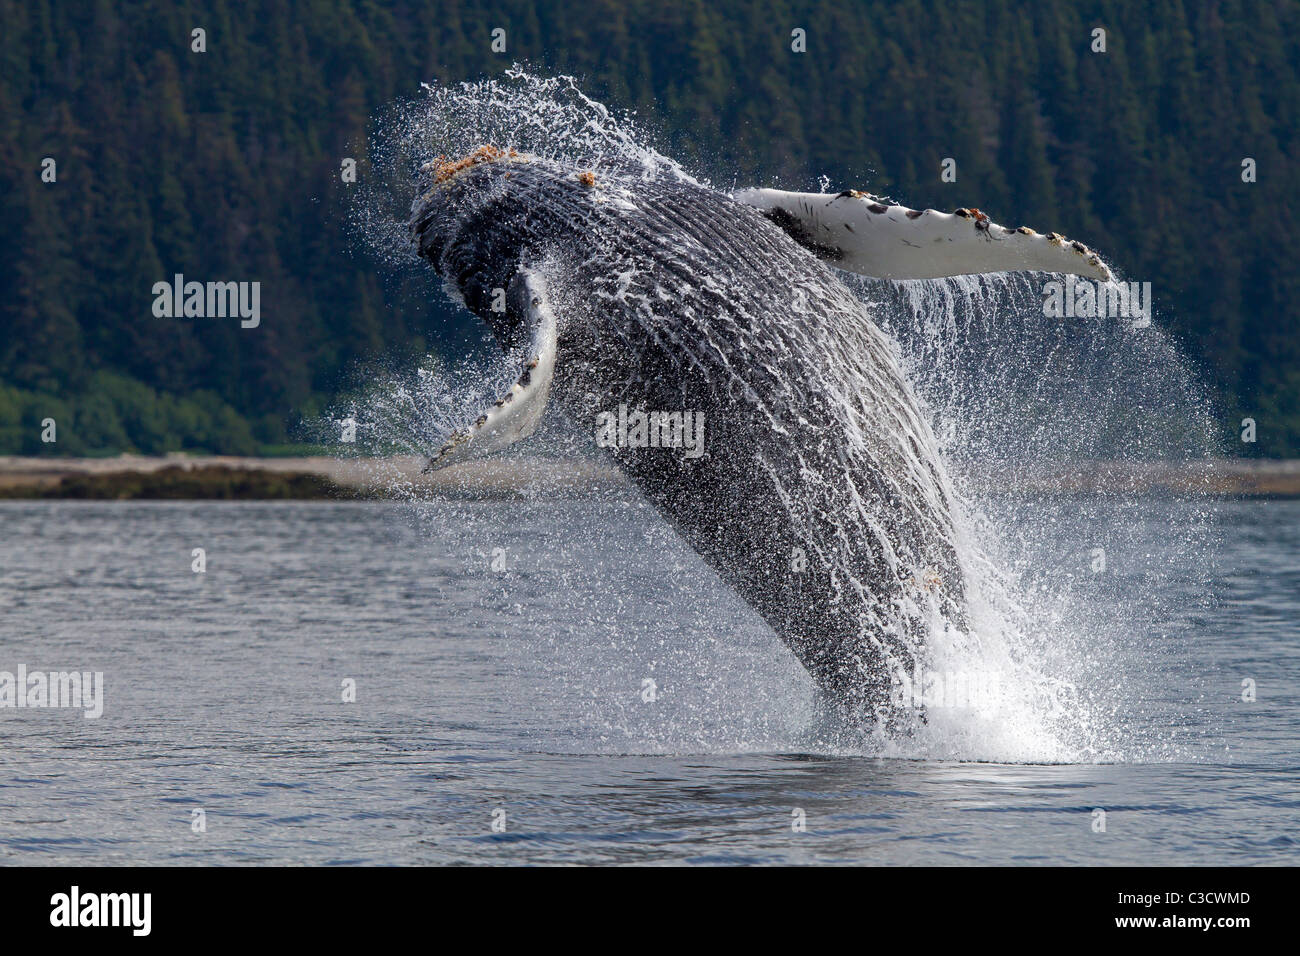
[409,146,1109,726]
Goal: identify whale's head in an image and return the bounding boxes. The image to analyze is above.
[408,147,588,469]
[409,146,591,352]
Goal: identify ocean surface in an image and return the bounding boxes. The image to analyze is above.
[1,496,1296,865]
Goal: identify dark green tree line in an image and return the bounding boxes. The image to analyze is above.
[1,0,1296,454]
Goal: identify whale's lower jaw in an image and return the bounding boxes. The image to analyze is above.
[424,271,559,472]
[411,155,967,727]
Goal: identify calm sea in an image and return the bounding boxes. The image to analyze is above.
[1,497,1296,864]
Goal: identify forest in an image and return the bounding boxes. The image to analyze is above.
[2,0,1297,455]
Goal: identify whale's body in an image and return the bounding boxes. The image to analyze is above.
[410,152,973,724]
[410,150,1107,724]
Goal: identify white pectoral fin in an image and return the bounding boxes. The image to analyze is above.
[424,269,559,472]
[734,187,1112,281]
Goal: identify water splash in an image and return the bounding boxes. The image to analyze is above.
[350,67,697,268]
[332,71,1222,764]
[864,273,1221,762]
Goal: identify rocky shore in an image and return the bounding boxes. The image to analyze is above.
[0,454,626,500]
[1,454,1297,500]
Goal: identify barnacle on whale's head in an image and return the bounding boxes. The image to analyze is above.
[422,144,521,185]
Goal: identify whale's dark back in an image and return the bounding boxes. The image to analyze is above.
[413,157,965,723]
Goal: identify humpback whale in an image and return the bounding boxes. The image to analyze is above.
[408,146,1109,727]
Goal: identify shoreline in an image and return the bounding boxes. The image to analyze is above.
[0,454,626,500]
[1,454,1298,500]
